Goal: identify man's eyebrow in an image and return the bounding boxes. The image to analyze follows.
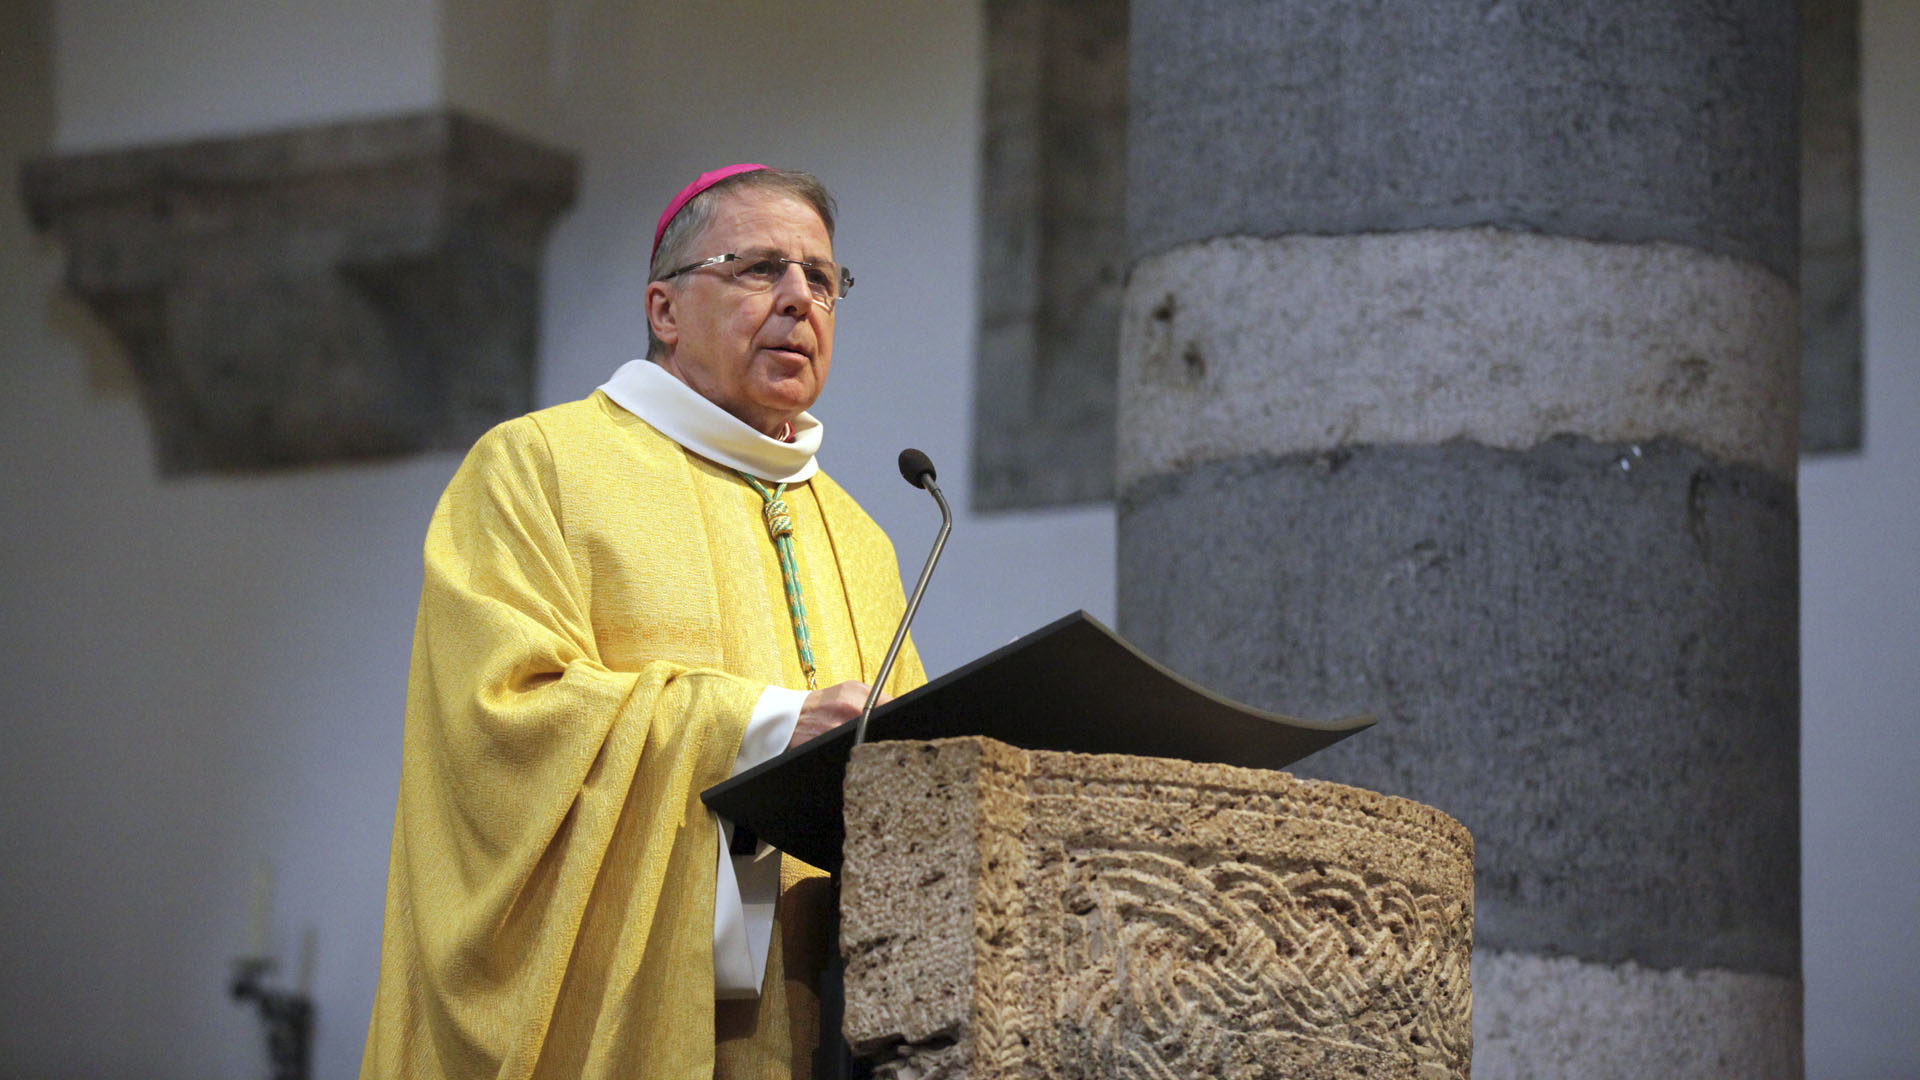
[737,244,834,265]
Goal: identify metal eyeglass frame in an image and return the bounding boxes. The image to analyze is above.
[657,252,854,307]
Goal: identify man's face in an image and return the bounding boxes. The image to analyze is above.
[646,189,837,436]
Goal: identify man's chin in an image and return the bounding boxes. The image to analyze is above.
[751,381,821,420]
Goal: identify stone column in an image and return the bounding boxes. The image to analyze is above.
[1117,2,1801,1077]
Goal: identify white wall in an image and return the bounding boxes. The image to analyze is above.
[439,0,558,139]
[1,1,1913,1078]
[5,10,436,1078]
[51,0,441,150]
[1798,1,1920,1076]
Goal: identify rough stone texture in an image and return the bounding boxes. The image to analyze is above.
[1117,439,1799,975]
[1801,0,1864,454]
[841,736,1475,1080]
[20,109,577,473]
[975,0,1842,512]
[1129,0,1800,281]
[972,0,1127,510]
[1472,949,1804,1080]
[1119,229,1800,487]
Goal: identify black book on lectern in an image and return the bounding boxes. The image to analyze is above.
[701,610,1373,873]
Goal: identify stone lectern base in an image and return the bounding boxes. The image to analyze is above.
[841,737,1474,1080]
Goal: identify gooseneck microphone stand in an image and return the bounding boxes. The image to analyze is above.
[852,448,952,748]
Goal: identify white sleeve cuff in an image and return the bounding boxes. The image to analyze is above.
[712,684,807,998]
[712,817,781,998]
[732,685,807,776]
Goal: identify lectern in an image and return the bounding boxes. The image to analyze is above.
[703,612,1475,1080]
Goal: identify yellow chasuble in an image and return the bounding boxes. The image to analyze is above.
[362,391,924,1080]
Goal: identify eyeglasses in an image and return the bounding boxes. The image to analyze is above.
[658,252,854,308]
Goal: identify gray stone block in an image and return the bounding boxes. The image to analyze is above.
[1801,0,1863,454]
[21,109,577,473]
[1118,228,1800,486]
[1473,949,1803,1079]
[1117,437,1799,975]
[1129,0,1799,279]
[972,0,1127,510]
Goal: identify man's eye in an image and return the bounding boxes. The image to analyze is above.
[740,259,784,281]
[802,266,833,291]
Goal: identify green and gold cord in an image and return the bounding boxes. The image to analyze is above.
[738,471,818,690]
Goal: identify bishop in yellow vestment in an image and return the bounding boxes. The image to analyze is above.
[363,166,923,1078]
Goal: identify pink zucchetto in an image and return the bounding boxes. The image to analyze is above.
[652,163,770,260]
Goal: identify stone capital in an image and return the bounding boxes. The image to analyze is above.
[22,109,578,473]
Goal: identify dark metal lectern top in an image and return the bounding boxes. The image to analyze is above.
[700,610,1373,873]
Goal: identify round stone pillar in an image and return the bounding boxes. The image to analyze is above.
[1118,2,1802,1076]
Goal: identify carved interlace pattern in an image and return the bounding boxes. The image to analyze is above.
[1057,850,1471,1078]
[847,741,1474,1080]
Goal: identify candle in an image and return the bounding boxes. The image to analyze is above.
[297,927,316,996]
[245,862,274,960]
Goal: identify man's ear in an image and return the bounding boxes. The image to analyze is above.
[645,280,680,348]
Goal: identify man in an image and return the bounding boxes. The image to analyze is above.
[362,165,924,1079]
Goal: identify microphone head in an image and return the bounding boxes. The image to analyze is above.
[897,448,937,489]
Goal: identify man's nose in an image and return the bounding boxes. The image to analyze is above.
[771,263,816,316]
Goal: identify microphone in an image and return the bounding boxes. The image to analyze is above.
[898,448,936,490]
[852,448,952,746]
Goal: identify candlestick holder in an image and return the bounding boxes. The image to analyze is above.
[230,957,312,1080]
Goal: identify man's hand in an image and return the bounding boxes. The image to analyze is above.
[788,680,889,750]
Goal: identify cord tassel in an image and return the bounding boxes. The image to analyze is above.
[738,471,818,690]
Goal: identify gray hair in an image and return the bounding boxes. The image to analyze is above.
[646,168,839,360]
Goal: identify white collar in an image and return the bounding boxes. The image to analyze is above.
[599,359,822,484]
